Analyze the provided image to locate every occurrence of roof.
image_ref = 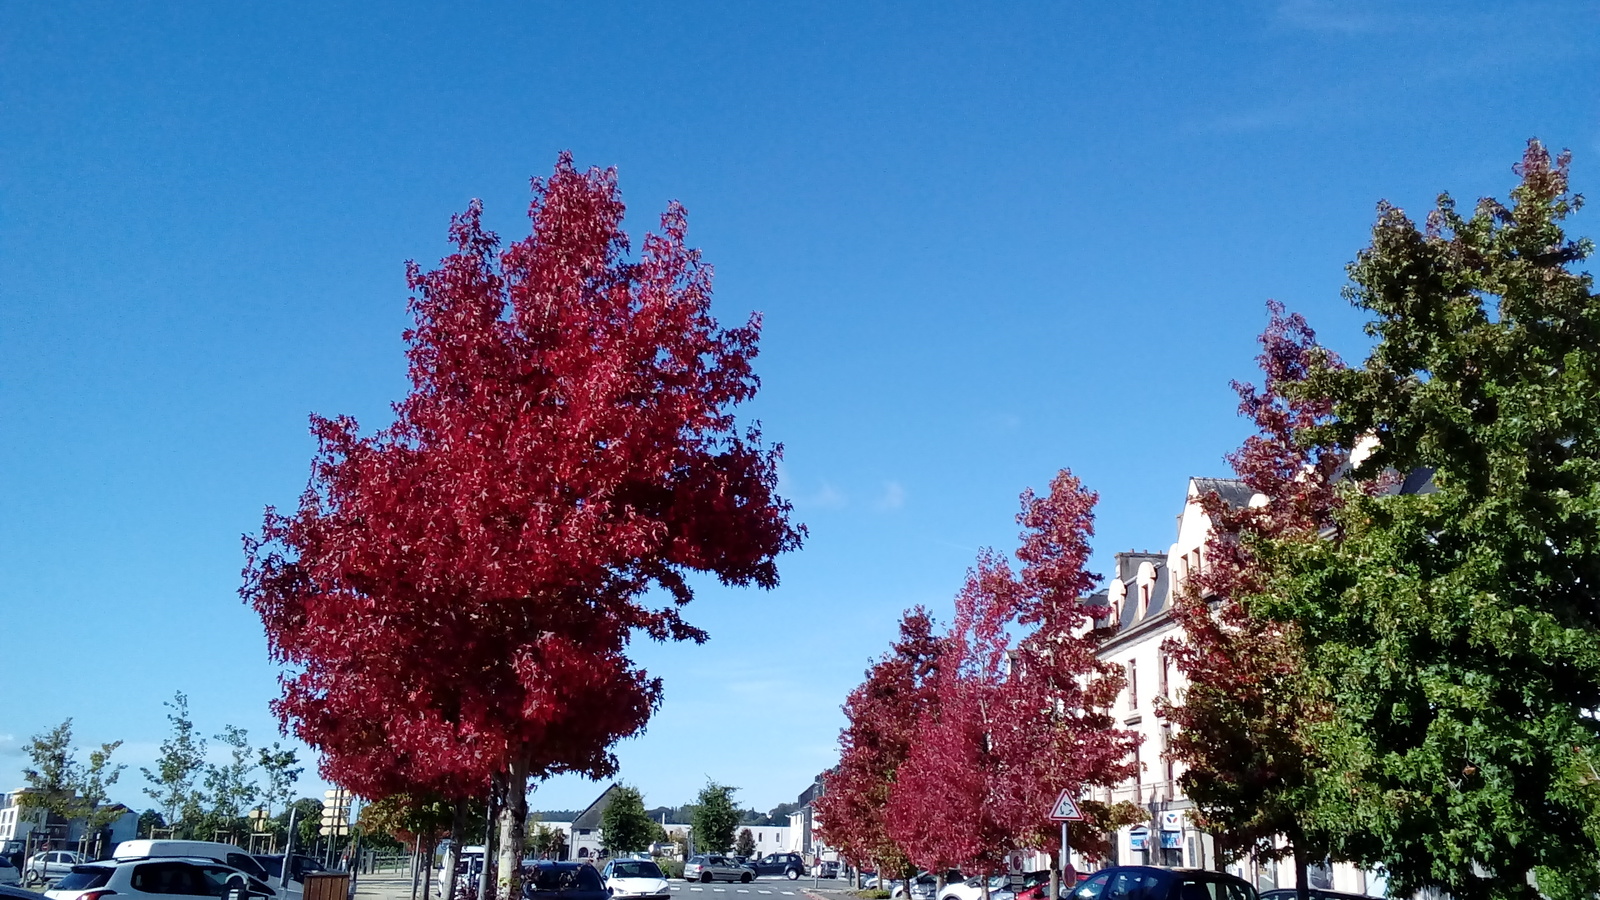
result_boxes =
[1189,477,1255,509]
[571,784,623,830]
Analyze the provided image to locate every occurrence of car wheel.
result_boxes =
[742,874,753,884]
[786,870,799,881]
[702,873,713,884]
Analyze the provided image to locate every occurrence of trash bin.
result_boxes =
[303,872,352,900]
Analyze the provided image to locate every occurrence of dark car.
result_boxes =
[522,862,610,900]
[1071,868,1256,900]
[748,854,806,881]
[251,855,327,884]
[1260,891,1370,900]
[1,887,41,900]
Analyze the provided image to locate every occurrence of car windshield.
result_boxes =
[611,862,663,879]
[529,867,603,892]
[54,868,113,891]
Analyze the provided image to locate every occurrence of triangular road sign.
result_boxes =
[1049,790,1085,822]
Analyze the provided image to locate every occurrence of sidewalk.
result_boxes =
[354,872,423,900]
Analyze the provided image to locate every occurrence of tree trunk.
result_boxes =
[422,830,435,900]
[1292,839,1309,900]
[480,780,501,900]
[444,800,468,900]
[496,758,531,900]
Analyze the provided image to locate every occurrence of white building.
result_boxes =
[1084,478,1385,896]
[0,788,139,858]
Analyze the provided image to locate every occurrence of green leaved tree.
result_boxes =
[141,692,207,834]
[735,829,755,859]
[692,783,740,854]
[1258,141,1600,900]
[601,785,655,854]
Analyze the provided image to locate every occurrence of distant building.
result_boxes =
[564,784,691,860]
[0,788,139,860]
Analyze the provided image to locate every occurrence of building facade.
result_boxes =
[1083,478,1383,896]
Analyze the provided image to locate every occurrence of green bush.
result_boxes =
[854,891,891,899]
[655,858,685,879]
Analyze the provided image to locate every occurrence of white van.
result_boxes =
[434,847,485,898]
[111,842,285,896]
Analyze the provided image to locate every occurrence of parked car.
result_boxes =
[814,861,840,879]
[748,853,807,881]
[941,875,1015,900]
[251,854,326,894]
[522,862,610,900]
[113,842,275,888]
[26,852,86,886]
[0,859,19,887]
[601,858,671,900]
[1070,867,1256,900]
[893,872,963,900]
[1260,891,1369,900]
[45,859,277,900]
[0,886,39,900]
[683,856,754,884]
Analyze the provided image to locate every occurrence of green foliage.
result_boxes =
[691,782,740,854]
[735,828,755,858]
[137,809,165,838]
[526,821,568,857]
[141,692,207,827]
[21,720,83,818]
[256,743,302,817]
[21,719,126,832]
[204,725,257,821]
[361,793,456,844]
[282,797,324,850]
[855,891,891,899]
[1260,141,1600,900]
[601,785,655,853]
[655,857,684,879]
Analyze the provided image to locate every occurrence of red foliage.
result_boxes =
[1161,301,1343,859]
[815,608,944,874]
[243,154,802,819]
[886,472,1135,875]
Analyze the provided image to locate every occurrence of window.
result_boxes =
[133,862,208,895]
[1127,661,1138,710]
[1162,725,1175,785]
[1159,652,1170,699]
[1104,870,1162,900]
[1073,873,1111,900]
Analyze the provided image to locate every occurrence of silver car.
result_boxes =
[682,855,753,884]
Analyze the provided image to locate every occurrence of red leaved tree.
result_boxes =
[888,472,1135,894]
[815,608,944,888]
[244,153,802,894]
[1160,301,1344,896]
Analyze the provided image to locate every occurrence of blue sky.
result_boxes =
[2,1,1596,816]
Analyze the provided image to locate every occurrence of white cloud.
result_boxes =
[0,734,20,757]
[1274,0,1385,35]
[874,481,906,512]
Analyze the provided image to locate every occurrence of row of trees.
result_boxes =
[815,476,1146,899]
[242,153,802,900]
[819,141,1600,900]
[594,781,745,857]
[21,696,303,850]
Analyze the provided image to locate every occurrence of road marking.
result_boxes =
[690,889,703,892]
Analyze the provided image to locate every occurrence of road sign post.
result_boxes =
[1048,791,1086,900]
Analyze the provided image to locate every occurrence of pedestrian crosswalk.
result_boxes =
[672,888,795,895]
